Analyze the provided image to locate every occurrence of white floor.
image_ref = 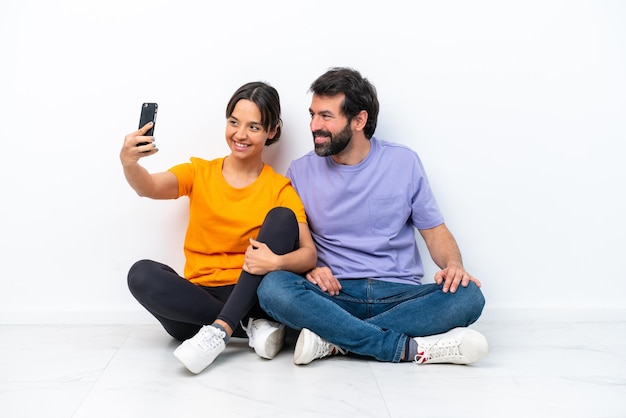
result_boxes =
[1,320,625,418]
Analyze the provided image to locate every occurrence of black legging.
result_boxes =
[127,207,299,341]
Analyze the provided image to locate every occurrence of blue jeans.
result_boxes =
[257,271,485,362]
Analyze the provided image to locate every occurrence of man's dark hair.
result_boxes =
[309,67,379,139]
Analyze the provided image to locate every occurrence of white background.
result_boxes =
[1,0,624,323]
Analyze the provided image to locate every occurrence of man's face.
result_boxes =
[309,94,353,157]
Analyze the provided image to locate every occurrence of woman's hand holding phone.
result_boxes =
[120,120,159,166]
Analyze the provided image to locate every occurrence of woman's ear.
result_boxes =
[267,124,278,140]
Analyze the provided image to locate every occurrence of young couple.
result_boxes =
[119,67,488,375]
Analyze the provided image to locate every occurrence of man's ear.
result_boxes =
[352,110,368,131]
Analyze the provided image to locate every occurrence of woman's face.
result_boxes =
[225,99,276,159]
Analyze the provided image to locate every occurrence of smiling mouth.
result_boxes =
[233,141,250,149]
[314,136,329,144]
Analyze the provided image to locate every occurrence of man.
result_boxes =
[257,67,488,365]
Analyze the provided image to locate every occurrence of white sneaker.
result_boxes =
[413,327,488,365]
[244,318,286,359]
[294,328,347,365]
[173,325,226,374]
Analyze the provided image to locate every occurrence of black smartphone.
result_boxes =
[137,102,158,146]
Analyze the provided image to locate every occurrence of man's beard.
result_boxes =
[313,122,352,157]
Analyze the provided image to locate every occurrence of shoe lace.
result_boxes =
[316,337,347,359]
[199,326,225,351]
[414,339,461,364]
[241,318,260,344]
[241,318,252,334]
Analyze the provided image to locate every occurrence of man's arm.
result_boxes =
[418,223,481,293]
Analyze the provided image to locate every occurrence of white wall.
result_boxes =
[1,0,624,323]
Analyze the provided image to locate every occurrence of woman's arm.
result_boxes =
[120,123,179,199]
[244,222,317,275]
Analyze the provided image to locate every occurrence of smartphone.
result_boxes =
[137,102,158,146]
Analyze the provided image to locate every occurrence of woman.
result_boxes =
[120,82,317,374]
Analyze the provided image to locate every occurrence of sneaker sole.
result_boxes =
[173,340,224,374]
[418,328,489,365]
[293,328,314,365]
[255,325,286,359]
[458,330,489,364]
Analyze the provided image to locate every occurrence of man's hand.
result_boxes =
[434,265,481,293]
[306,266,342,296]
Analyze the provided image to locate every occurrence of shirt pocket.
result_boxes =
[369,195,406,234]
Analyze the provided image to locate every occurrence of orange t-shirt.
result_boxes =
[168,157,307,287]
